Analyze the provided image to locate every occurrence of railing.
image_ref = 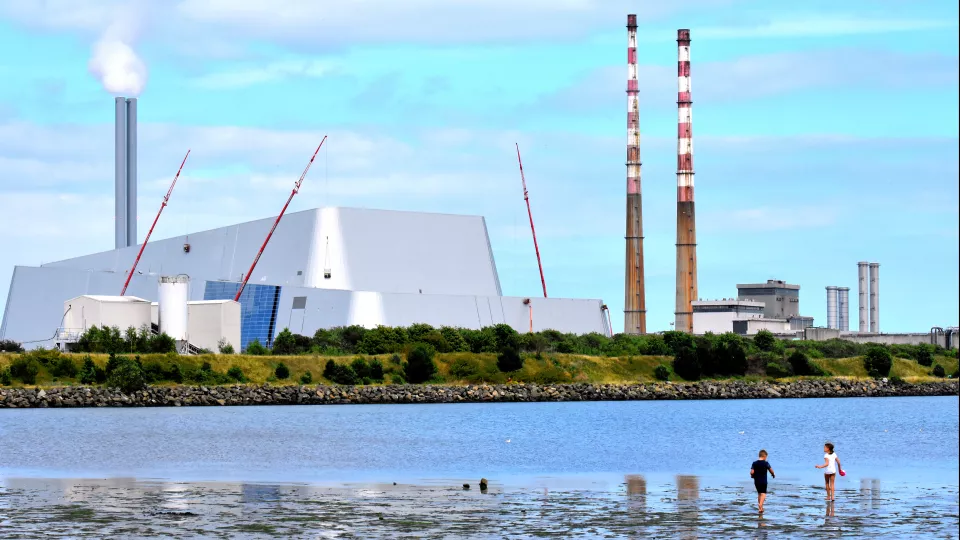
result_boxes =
[55,328,84,342]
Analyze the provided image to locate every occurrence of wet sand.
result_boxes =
[1,475,957,538]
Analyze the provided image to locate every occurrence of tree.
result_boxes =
[662,331,696,356]
[245,339,269,355]
[105,355,147,393]
[753,330,777,352]
[271,329,298,355]
[404,343,438,384]
[787,350,824,376]
[672,345,700,381]
[715,333,748,376]
[915,345,934,367]
[863,347,893,378]
[496,341,524,372]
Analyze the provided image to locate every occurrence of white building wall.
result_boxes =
[693,311,747,335]
[188,301,241,353]
[734,318,791,335]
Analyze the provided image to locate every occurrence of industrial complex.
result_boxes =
[0,16,956,352]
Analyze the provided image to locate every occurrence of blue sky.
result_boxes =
[0,0,957,333]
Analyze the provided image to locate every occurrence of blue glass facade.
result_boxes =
[204,281,281,351]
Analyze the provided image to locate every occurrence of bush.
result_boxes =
[0,339,24,353]
[449,357,481,379]
[787,350,825,376]
[765,362,791,378]
[368,359,384,382]
[0,368,11,386]
[78,356,102,385]
[715,333,748,376]
[863,347,893,379]
[166,363,184,384]
[148,333,177,353]
[915,346,934,367]
[389,353,402,365]
[271,329,298,355]
[105,355,147,393]
[654,365,670,381]
[496,342,524,373]
[323,359,358,385]
[405,343,438,384]
[218,338,235,355]
[889,375,905,386]
[227,366,246,382]
[245,339,269,355]
[753,330,776,352]
[274,362,290,380]
[9,356,41,384]
[351,357,370,379]
[672,345,700,381]
[300,371,313,384]
[50,356,79,378]
[440,327,470,352]
[932,364,946,378]
[663,331,696,356]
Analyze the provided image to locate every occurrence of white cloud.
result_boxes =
[699,16,958,39]
[191,59,339,89]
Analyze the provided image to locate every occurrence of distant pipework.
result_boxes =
[869,262,880,333]
[674,28,698,333]
[826,286,838,329]
[623,14,647,335]
[838,287,850,331]
[114,96,138,249]
[858,261,869,332]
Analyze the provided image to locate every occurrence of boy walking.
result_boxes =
[750,449,775,513]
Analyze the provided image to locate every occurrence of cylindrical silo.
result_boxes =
[826,286,838,329]
[158,275,190,344]
[838,287,850,331]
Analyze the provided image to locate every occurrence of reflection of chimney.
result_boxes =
[858,261,868,332]
[869,262,879,333]
[114,97,138,249]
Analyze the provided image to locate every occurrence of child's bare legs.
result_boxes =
[824,474,836,501]
[829,474,836,501]
[758,493,766,512]
[824,475,830,500]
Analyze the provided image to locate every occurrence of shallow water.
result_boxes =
[1,396,957,537]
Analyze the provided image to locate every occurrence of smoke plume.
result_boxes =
[88,17,148,96]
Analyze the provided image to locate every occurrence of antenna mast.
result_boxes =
[234,136,327,302]
[120,150,191,296]
[515,143,547,298]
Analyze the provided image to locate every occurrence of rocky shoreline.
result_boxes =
[1,379,957,408]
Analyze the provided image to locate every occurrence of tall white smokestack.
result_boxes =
[114,97,137,249]
[838,287,850,331]
[826,286,838,329]
[858,261,868,332]
[869,262,879,333]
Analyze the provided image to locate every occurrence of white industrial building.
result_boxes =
[1,207,609,351]
[691,299,764,335]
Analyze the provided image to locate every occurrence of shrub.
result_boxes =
[271,329,298,355]
[0,368,12,386]
[672,345,700,381]
[300,371,313,384]
[863,347,893,379]
[952,368,959,379]
[245,339,269,355]
[932,364,946,378]
[78,356,101,385]
[497,344,523,373]
[50,356,79,378]
[351,357,370,379]
[440,327,470,353]
[218,338,235,355]
[227,366,246,383]
[787,350,824,376]
[663,331,696,356]
[753,330,776,352]
[105,356,147,393]
[323,359,358,385]
[915,346,934,367]
[10,356,41,384]
[368,359,385,382]
[389,353,402,365]
[449,357,481,379]
[141,361,166,383]
[405,343,438,384]
[0,339,24,353]
[889,375,905,386]
[274,362,290,380]
[654,365,670,381]
[148,332,177,354]
[715,333,748,376]
[765,362,791,378]
[167,363,184,384]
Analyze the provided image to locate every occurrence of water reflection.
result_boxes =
[676,475,700,539]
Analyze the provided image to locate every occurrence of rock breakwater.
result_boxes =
[1,379,956,409]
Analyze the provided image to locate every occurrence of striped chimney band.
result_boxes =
[626,14,641,195]
[676,29,693,203]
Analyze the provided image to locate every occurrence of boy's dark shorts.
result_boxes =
[755,482,768,494]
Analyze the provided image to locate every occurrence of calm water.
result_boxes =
[1,396,958,538]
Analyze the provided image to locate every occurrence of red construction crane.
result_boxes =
[515,143,547,298]
[234,136,327,302]
[120,150,191,296]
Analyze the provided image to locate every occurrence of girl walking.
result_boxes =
[815,442,843,501]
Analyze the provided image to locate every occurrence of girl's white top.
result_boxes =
[824,453,839,474]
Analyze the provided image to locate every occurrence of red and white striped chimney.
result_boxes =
[674,29,698,333]
[623,14,647,335]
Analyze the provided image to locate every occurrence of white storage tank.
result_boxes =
[158,275,190,342]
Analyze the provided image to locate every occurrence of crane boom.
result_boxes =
[120,150,191,296]
[234,136,327,302]
[516,143,547,298]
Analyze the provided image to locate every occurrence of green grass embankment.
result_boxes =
[1,351,956,388]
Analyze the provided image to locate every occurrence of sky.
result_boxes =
[0,0,957,334]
